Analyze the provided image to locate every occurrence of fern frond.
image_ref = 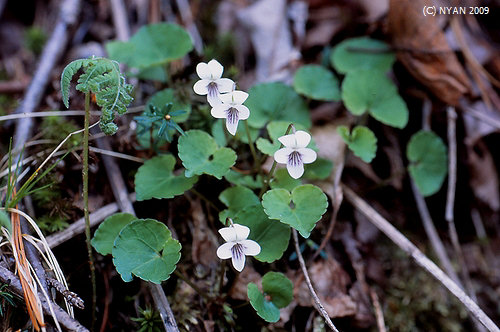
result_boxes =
[59,57,134,135]
[60,59,85,108]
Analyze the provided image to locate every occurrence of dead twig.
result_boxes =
[369,288,386,332]
[46,193,136,249]
[292,229,340,332]
[343,185,500,332]
[411,180,460,284]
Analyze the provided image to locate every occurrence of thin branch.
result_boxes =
[148,283,180,332]
[46,193,136,249]
[292,229,340,332]
[369,288,386,332]
[343,185,500,332]
[446,107,478,303]
[0,106,144,122]
[411,180,460,284]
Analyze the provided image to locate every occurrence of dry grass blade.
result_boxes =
[10,207,45,331]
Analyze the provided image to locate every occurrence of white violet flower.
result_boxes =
[193,59,235,106]
[211,90,250,136]
[216,223,261,272]
[274,130,317,179]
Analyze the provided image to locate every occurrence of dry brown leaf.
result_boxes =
[228,266,261,301]
[467,141,500,211]
[388,0,471,105]
[463,101,499,146]
[294,258,357,318]
[190,199,219,267]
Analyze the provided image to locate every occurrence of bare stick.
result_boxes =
[0,106,144,122]
[175,0,203,54]
[411,180,460,284]
[343,185,500,332]
[148,283,180,332]
[292,229,340,332]
[369,288,386,332]
[0,265,88,332]
[445,106,480,306]
[110,0,130,41]
[46,193,136,249]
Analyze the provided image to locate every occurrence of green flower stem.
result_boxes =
[258,123,295,198]
[83,92,97,330]
[189,188,220,212]
[174,270,211,301]
[244,121,260,171]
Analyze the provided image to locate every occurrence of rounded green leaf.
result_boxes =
[341,69,408,128]
[234,205,290,262]
[338,125,377,163]
[218,186,260,223]
[407,130,448,197]
[147,88,190,122]
[261,272,293,309]
[112,219,181,284]
[270,168,301,191]
[178,130,237,179]
[134,155,198,201]
[293,65,340,101]
[303,157,333,180]
[247,283,280,323]
[224,170,263,189]
[262,184,328,238]
[248,272,293,322]
[92,213,137,255]
[331,37,395,74]
[246,83,311,129]
[106,23,193,68]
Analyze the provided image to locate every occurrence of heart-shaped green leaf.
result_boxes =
[270,168,301,191]
[218,186,260,223]
[262,184,328,238]
[112,219,181,284]
[341,69,408,129]
[338,125,377,163]
[234,205,290,262]
[247,283,280,322]
[178,130,237,179]
[224,170,263,189]
[256,121,316,156]
[331,37,395,74]
[245,83,311,129]
[106,23,193,68]
[293,65,340,101]
[134,155,198,201]
[303,157,333,180]
[407,130,448,197]
[248,272,293,322]
[91,213,137,255]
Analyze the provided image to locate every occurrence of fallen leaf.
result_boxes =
[467,141,500,211]
[228,266,261,301]
[388,0,471,105]
[294,258,357,318]
[190,199,219,267]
